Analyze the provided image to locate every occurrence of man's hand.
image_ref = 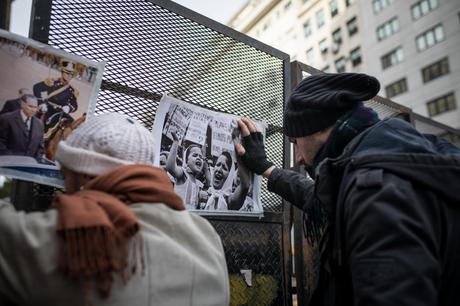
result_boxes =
[234,118,275,177]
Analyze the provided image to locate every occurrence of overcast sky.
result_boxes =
[9,0,247,37]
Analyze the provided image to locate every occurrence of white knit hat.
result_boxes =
[56,113,155,176]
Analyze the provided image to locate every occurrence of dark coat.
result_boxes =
[268,118,460,306]
[0,110,44,160]
[0,98,21,115]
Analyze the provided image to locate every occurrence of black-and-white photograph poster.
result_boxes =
[152,94,264,216]
[0,29,104,188]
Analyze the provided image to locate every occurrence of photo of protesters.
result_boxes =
[152,95,263,214]
[0,30,103,164]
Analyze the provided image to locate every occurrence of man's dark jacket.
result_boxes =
[0,110,44,159]
[268,118,460,306]
[0,99,21,115]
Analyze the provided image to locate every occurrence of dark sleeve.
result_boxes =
[0,101,16,115]
[267,167,315,210]
[34,121,45,160]
[0,116,11,154]
[68,91,78,113]
[33,81,46,98]
[343,169,440,306]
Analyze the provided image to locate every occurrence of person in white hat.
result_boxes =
[0,113,230,306]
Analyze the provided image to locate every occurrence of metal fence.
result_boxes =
[28,0,293,304]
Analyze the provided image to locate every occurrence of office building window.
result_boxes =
[350,47,362,67]
[381,46,404,69]
[316,9,325,29]
[376,17,399,41]
[330,0,339,17]
[427,93,457,117]
[411,0,439,20]
[416,24,444,51]
[373,0,394,14]
[347,16,358,36]
[422,57,450,83]
[319,38,328,54]
[303,19,312,37]
[332,27,342,43]
[335,57,346,73]
[345,0,354,7]
[385,78,408,98]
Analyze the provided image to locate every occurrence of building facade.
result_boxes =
[228,0,460,129]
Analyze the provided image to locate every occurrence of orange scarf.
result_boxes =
[53,165,184,298]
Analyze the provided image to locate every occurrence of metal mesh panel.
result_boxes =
[210,220,284,305]
[45,0,285,212]
[364,98,402,119]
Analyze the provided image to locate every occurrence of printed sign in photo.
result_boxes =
[152,94,265,216]
[0,29,104,188]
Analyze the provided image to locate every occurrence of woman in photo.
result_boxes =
[204,151,251,211]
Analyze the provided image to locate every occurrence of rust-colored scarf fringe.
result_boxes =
[53,165,184,299]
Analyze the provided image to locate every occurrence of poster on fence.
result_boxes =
[152,94,265,216]
[0,29,105,188]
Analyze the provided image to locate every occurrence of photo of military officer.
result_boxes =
[33,60,79,134]
[0,29,104,165]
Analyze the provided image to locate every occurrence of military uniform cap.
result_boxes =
[60,60,76,74]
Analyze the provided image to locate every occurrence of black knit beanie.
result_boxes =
[284,73,380,137]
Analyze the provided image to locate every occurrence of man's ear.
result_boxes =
[319,126,334,140]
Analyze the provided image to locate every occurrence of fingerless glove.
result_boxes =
[240,132,274,175]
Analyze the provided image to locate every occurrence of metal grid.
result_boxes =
[41,0,287,212]
[210,220,284,305]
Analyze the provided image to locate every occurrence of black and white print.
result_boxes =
[152,94,264,216]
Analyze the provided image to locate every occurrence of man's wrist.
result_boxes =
[262,165,276,178]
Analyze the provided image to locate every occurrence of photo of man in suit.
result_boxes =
[0,95,44,160]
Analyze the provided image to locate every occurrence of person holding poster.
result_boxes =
[0,113,229,305]
[235,72,460,306]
